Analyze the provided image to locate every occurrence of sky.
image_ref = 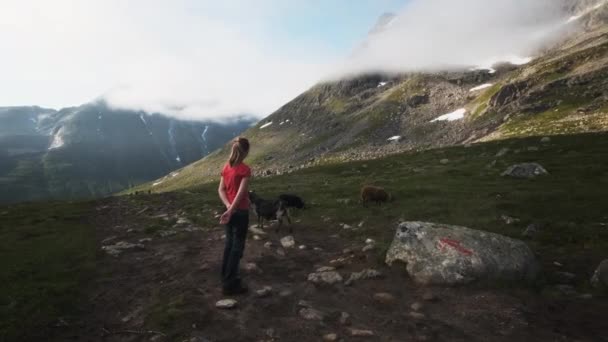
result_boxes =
[0,0,406,120]
[0,0,587,121]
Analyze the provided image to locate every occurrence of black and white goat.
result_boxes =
[249,191,292,232]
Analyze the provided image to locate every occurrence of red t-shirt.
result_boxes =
[221,162,251,210]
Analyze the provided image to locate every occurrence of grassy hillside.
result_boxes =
[138,28,608,193]
[3,132,608,340]
[0,201,95,341]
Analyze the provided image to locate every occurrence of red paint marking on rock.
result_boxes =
[438,238,473,256]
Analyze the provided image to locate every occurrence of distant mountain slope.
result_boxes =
[0,102,254,203]
[133,1,608,193]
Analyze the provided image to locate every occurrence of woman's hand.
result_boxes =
[219,208,234,225]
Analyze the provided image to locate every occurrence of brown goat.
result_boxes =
[360,186,392,206]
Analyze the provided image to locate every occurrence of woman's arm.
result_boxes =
[220,177,250,224]
[218,177,230,209]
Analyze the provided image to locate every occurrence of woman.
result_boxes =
[218,137,251,295]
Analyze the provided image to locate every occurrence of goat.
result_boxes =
[249,191,292,232]
[360,185,392,206]
[278,193,305,209]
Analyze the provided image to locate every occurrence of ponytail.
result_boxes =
[228,137,250,167]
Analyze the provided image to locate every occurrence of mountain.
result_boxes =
[137,1,608,193]
[0,102,254,203]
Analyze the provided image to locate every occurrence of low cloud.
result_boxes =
[332,0,586,78]
[0,0,594,121]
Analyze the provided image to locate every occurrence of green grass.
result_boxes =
[0,201,96,342]
[181,132,608,288]
[468,83,502,119]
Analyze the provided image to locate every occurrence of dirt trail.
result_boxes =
[74,195,608,342]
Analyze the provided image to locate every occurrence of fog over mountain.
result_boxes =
[335,0,600,77]
[1,0,596,122]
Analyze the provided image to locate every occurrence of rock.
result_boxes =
[308,267,343,285]
[500,215,520,225]
[362,244,375,252]
[348,328,374,337]
[410,302,424,311]
[159,230,177,238]
[323,333,338,341]
[298,245,307,250]
[358,221,365,228]
[299,307,324,321]
[555,284,577,296]
[243,263,261,274]
[522,223,544,238]
[253,235,262,241]
[343,248,352,254]
[216,299,238,309]
[345,269,382,286]
[280,236,295,249]
[249,226,267,236]
[553,271,576,284]
[313,247,323,252]
[386,222,539,285]
[501,163,548,178]
[373,292,396,304]
[365,238,375,244]
[176,217,190,225]
[264,241,273,249]
[138,238,153,243]
[339,311,351,325]
[591,259,608,289]
[341,223,353,230]
[101,241,144,256]
[541,137,551,143]
[297,300,313,308]
[279,289,293,297]
[409,312,426,319]
[495,147,510,157]
[440,159,449,165]
[276,248,286,256]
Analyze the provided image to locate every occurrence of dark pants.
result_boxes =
[221,210,249,290]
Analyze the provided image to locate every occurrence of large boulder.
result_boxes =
[385,222,539,285]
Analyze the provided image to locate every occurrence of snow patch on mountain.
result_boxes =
[431,108,467,122]
[470,83,494,92]
[260,122,273,129]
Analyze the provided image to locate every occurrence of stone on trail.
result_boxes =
[409,311,426,320]
[101,241,144,256]
[249,226,266,236]
[501,162,548,178]
[299,307,325,321]
[215,299,238,309]
[373,292,396,304]
[345,269,382,286]
[323,333,338,341]
[410,302,424,311]
[339,311,351,325]
[308,267,343,285]
[280,235,295,249]
[591,259,608,289]
[385,222,539,285]
[348,328,374,337]
[255,286,272,298]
